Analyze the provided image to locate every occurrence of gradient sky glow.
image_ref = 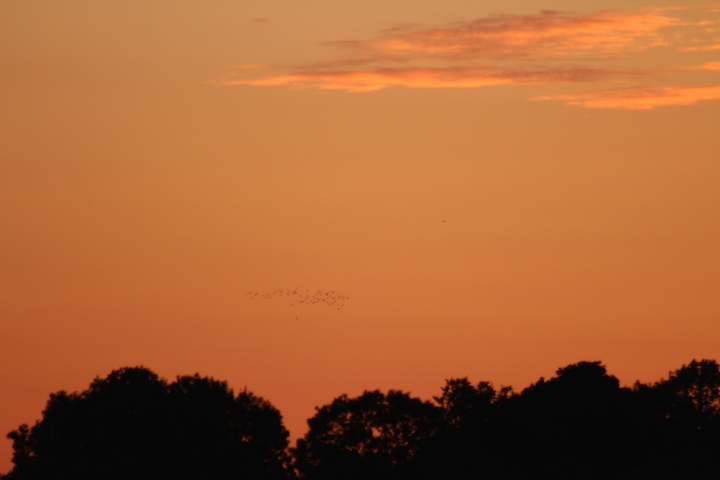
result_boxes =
[2,0,720,473]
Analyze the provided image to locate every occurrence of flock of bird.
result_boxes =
[244,288,349,310]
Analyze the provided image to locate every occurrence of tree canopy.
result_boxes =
[4,367,291,480]
[4,360,720,479]
[292,390,439,480]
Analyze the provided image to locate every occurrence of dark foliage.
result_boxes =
[4,367,291,480]
[292,390,440,480]
[5,360,720,479]
[416,360,720,479]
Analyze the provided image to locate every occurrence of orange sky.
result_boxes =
[2,0,720,473]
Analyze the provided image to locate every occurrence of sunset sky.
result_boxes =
[2,0,720,472]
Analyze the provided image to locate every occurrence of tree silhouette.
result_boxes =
[7,367,169,480]
[434,378,511,429]
[641,359,720,475]
[292,390,439,480]
[5,367,292,480]
[408,378,512,479]
[7,359,720,479]
[656,359,720,428]
[492,361,643,478]
[165,374,292,479]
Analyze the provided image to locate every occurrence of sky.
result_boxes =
[1,0,720,472]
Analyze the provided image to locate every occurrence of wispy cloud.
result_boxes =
[535,84,720,109]
[679,44,720,51]
[223,66,620,92]
[358,9,678,60]
[221,6,720,109]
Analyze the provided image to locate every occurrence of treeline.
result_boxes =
[3,360,720,479]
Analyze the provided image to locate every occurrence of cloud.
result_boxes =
[679,44,720,51]
[221,6,720,109]
[535,84,720,109]
[359,9,678,60]
[222,66,619,92]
